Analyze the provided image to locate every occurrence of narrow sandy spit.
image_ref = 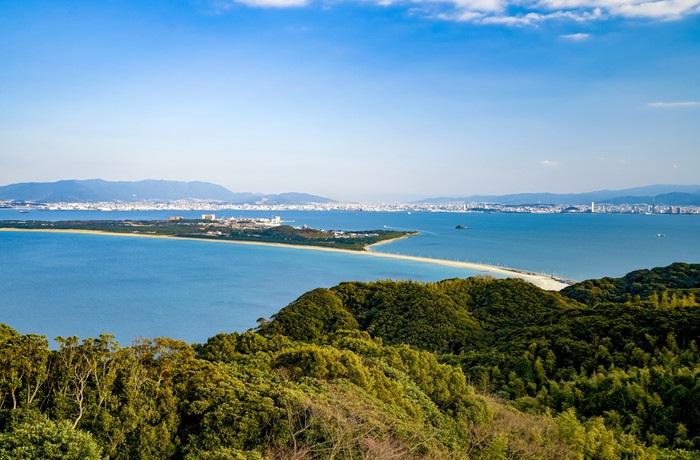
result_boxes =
[0,228,573,291]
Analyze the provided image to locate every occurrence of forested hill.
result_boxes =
[561,262,700,306]
[1,264,698,459]
[264,264,700,455]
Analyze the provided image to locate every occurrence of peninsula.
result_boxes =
[0,218,415,252]
[0,218,573,290]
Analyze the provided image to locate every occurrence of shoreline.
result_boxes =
[0,228,573,291]
[365,232,417,249]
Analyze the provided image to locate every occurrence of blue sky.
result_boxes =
[1,0,699,201]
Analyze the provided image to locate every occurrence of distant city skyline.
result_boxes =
[1,0,699,202]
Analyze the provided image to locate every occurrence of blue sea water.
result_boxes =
[1,210,699,345]
[0,226,481,344]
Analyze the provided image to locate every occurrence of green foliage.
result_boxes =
[327,278,577,353]
[0,322,489,459]
[195,331,291,363]
[1,262,698,458]
[562,262,700,306]
[261,288,359,342]
[465,397,580,459]
[266,263,700,454]
[0,416,103,460]
[0,325,18,342]
[554,408,654,459]
[0,333,49,413]
[381,344,492,425]
[1,220,413,251]
[331,279,484,353]
[183,447,266,459]
[176,360,287,455]
[274,345,370,387]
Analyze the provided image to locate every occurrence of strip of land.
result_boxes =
[0,227,573,291]
[0,219,413,251]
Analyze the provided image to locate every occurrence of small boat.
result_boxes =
[657,233,666,237]
[455,225,469,230]
[19,210,29,214]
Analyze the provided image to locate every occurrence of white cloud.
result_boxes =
[426,0,699,23]
[454,10,488,19]
[610,0,700,18]
[648,101,700,108]
[536,0,700,18]
[539,159,560,167]
[417,1,610,24]
[212,0,700,22]
[482,13,540,23]
[450,0,508,12]
[490,12,554,23]
[561,32,591,39]
[440,7,604,23]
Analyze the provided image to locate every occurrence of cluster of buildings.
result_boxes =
[332,230,380,239]
[169,215,381,240]
[3,200,700,215]
[192,215,283,230]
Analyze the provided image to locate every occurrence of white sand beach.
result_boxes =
[0,228,573,291]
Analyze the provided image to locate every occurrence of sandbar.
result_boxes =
[0,228,573,291]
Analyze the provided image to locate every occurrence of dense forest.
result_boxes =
[1,263,699,459]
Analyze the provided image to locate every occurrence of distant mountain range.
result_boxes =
[0,180,335,205]
[4,180,700,206]
[418,184,700,206]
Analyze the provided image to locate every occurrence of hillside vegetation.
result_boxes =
[1,263,699,459]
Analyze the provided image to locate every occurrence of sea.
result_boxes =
[1,209,699,345]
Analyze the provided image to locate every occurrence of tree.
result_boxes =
[0,333,49,411]
[262,289,359,342]
[0,417,102,460]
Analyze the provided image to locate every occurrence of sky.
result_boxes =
[1,0,699,201]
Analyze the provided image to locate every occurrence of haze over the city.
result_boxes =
[1,0,699,201]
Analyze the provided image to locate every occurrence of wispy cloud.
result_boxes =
[561,32,591,39]
[648,101,700,108]
[535,0,700,19]
[212,0,700,23]
[435,6,605,23]
[539,159,560,167]
[431,0,700,24]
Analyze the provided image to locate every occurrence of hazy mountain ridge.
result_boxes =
[419,184,700,205]
[0,179,335,204]
[605,192,700,206]
[4,180,700,206]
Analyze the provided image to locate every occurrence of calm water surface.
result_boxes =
[0,228,480,344]
[1,210,698,344]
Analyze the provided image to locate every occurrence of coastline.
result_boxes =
[0,228,572,291]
